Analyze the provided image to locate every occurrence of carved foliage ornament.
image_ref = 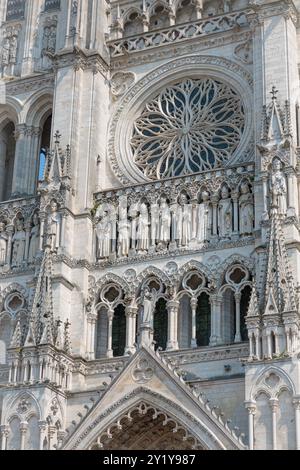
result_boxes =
[130,78,245,180]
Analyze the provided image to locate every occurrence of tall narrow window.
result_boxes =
[240,285,251,341]
[112,304,126,357]
[153,298,168,350]
[0,121,15,202]
[196,293,211,346]
[38,115,52,183]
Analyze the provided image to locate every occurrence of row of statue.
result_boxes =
[0,200,61,269]
[95,182,255,260]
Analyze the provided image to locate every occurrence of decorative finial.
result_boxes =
[270,86,278,101]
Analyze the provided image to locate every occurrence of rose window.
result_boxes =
[130,78,245,180]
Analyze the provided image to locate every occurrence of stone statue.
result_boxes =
[159,197,171,246]
[270,158,287,215]
[42,27,50,53]
[175,193,192,247]
[141,287,157,325]
[48,200,60,251]
[117,199,130,258]
[218,187,232,238]
[0,223,8,266]
[150,203,160,246]
[197,191,211,242]
[96,210,111,259]
[12,219,26,267]
[136,203,150,253]
[48,26,57,53]
[239,182,254,235]
[28,213,40,263]
[1,37,10,66]
[9,36,18,64]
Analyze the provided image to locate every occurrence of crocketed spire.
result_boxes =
[263,202,297,316]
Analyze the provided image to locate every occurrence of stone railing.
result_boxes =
[93,164,255,264]
[107,9,251,58]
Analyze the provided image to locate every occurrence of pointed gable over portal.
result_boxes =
[63,347,246,450]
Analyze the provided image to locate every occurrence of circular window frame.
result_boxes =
[108,55,253,185]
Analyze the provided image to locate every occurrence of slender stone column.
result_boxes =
[0,425,9,451]
[210,294,222,346]
[255,333,260,360]
[269,398,279,450]
[38,421,47,451]
[107,308,114,358]
[234,292,241,343]
[245,401,256,450]
[48,425,57,450]
[262,176,268,218]
[293,397,300,450]
[39,213,46,251]
[24,221,31,264]
[191,201,198,241]
[211,197,218,238]
[190,297,198,348]
[5,225,14,268]
[87,312,97,360]
[20,422,28,450]
[232,191,239,236]
[166,300,179,351]
[287,171,298,216]
[125,304,138,356]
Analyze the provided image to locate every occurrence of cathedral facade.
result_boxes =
[0,0,300,451]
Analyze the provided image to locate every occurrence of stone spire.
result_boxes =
[10,320,22,348]
[263,202,297,316]
[30,239,55,346]
[246,196,299,360]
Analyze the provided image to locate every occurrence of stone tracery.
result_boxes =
[131,78,245,180]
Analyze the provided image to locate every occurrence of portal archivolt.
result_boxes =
[89,402,204,450]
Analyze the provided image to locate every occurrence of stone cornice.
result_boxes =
[53,47,110,78]
[4,74,55,96]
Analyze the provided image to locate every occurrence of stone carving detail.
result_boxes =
[131,78,245,180]
[28,213,40,264]
[47,200,61,251]
[218,187,232,239]
[95,205,113,259]
[6,0,25,21]
[110,72,135,97]
[42,19,57,56]
[141,287,157,326]
[269,157,287,215]
[108,10,250,58]
[17,396,32,415]
[11,217,26,268]
[94,167,255,262]
[132,358,154,384]
[1,25,21,74]
[234,39,253,64]
[0,223,8,267]
[45,0,61,11]
[239,182,254,235]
